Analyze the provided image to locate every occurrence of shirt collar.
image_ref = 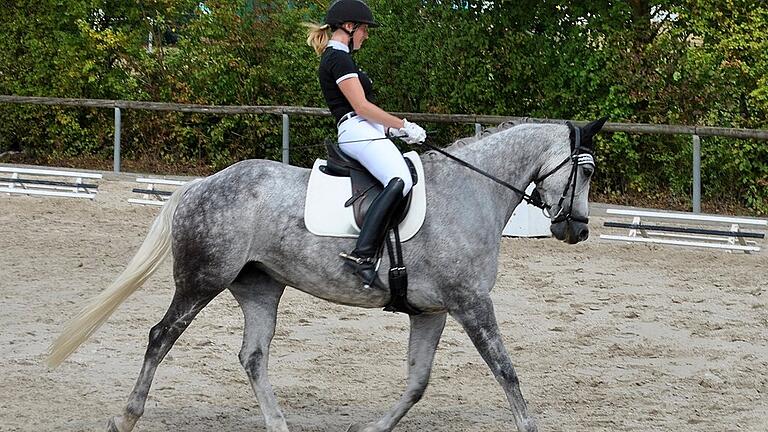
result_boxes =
[327,40,349,53]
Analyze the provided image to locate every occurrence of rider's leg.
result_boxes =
[338,118,413,287]
[341,177,404,287]
[338,117,413,196]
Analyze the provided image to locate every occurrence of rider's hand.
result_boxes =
[397,119,427,145]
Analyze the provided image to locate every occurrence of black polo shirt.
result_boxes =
[319,41,375,123]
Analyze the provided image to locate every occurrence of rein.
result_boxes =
[421,141,548,210]
[421,123,595,222]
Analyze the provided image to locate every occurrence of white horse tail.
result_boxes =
[47,178,202,368]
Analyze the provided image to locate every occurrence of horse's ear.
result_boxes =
[583,116,609,139]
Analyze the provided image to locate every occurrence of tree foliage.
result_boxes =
[0,0,766,212]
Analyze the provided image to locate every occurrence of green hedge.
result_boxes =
[0,1,766,213]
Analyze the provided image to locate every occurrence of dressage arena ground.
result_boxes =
[2,172,767,432]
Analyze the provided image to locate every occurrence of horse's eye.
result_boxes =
[582,165,594,177]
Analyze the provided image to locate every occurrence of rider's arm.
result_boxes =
[338,77,404,131]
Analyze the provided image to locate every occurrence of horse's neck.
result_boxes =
[446,129,547,226]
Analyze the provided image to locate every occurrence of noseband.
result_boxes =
[532,122,595,224]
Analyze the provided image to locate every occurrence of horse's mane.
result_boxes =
[445,120,521,150]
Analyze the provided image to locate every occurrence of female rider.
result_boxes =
[305,0,427,288]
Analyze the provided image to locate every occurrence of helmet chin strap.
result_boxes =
[341,23,361,51]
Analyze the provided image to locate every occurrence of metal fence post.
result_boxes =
[282,114,290,164]
[692,134,701,213]
[114,107,121,173]
[475,123,482,137]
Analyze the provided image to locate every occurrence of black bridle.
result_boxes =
[421,122,595,224]
[531,122,596,224]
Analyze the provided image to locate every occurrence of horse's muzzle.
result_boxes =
[551,220,589,244]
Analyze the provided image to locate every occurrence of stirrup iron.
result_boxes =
[339,252,383,289]
[339,252,376,265]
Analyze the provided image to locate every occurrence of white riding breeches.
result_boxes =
[337,115,413,196]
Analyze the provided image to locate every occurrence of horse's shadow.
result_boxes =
[112,402,502,431]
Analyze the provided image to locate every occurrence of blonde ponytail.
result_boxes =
[304,22,331,56]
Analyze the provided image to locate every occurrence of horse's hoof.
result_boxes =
[346,422,376,432]
[107,416,135,432]
[522,417,538,432]
[107,417,120,432]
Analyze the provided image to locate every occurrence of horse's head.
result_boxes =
[531,117,607,244]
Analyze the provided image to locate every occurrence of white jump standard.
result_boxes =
[0,166,102,199]
[128,177,190,206]
[600,208,767,253]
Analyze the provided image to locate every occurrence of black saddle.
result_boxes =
[320,139,418,230]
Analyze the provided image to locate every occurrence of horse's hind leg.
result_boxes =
[107,282,223,432]
[451,294,538,432]
[229,271,288,432]
[347,312,447,432]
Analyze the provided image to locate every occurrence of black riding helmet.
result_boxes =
[324,0,378,51]
[324,0,379,28]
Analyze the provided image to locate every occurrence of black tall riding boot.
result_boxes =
[340,178,405,288]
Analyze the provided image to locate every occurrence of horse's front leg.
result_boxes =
[451,295,538,432]
[347,312,447,432]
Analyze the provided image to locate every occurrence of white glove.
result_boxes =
[397,119,427,144]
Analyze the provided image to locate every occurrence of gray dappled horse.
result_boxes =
[48,118,607,432]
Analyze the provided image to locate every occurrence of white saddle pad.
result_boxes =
[304,151,426,241]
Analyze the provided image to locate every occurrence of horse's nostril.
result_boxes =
[578,229,589,241]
